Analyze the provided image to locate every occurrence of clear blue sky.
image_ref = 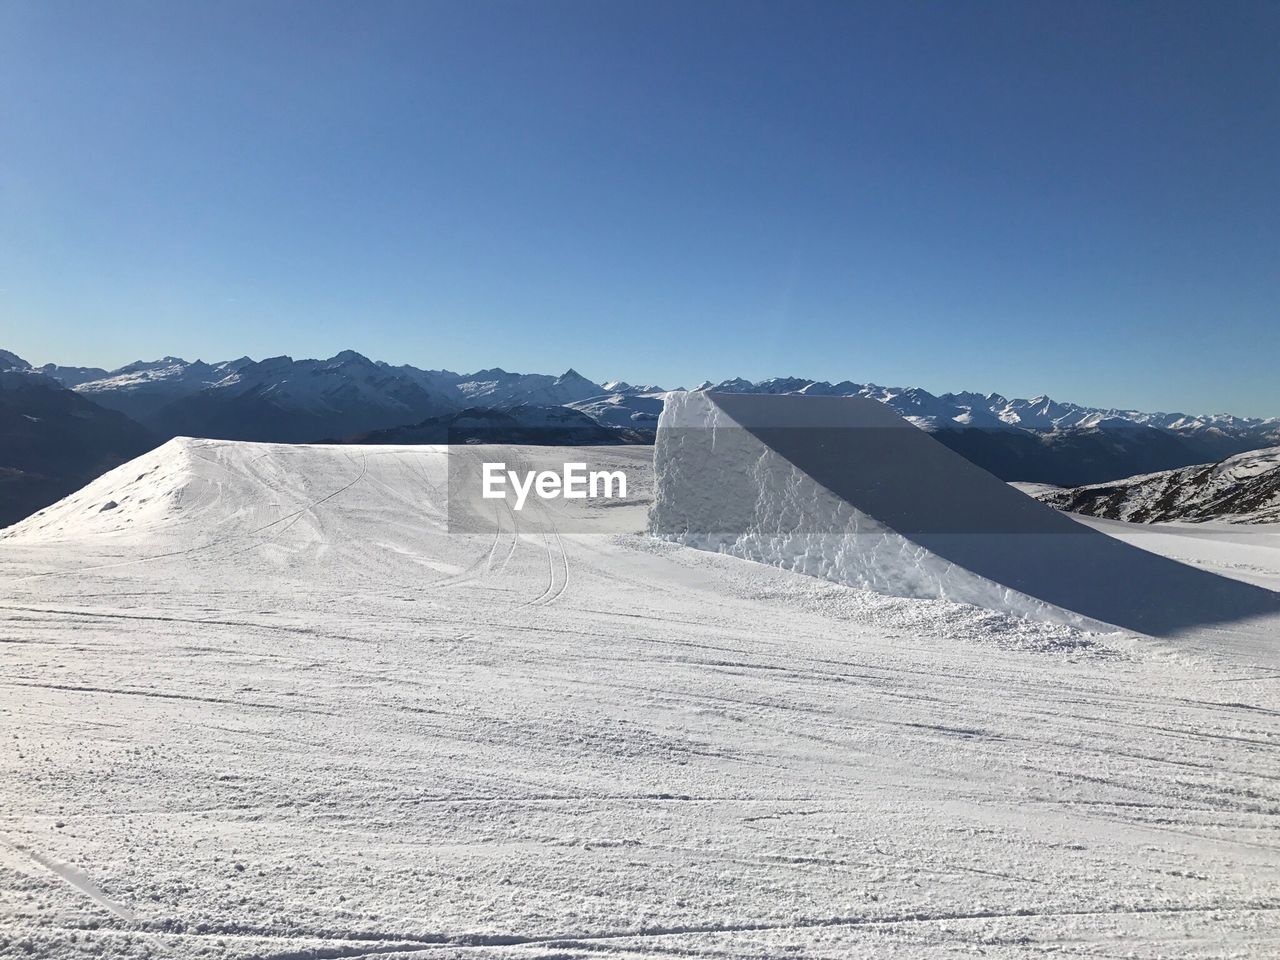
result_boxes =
[1,1,1276,416]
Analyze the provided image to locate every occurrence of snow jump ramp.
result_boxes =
[650,391,1280,636]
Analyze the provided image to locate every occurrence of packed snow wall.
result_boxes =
[650,391,1280,635]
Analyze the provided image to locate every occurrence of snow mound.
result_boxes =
[650,391,1280,636]
[0,436,361,544]
[1,438,210,542]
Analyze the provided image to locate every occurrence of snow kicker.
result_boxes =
[650,391,1280,636]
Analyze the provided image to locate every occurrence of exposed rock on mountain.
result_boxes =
[1031,447,1280,524]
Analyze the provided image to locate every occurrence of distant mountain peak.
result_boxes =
[556,368,604,389]
[602,380,666,395]
[0,349,31,371]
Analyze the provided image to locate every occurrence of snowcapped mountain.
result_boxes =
[1,347,112,387]
[371,360,467,401]
[565,377,1279,485]
[601,380,666,395]
[0,349,31,371]
[567,391,666,430]
[37,353,610,443]
[705,377,1280,440]
[454,368,605,407]
[150,351,461,443]
[1030,447,1280,524]
[32,362,110,386]
[30,350,1279,445]
[73,356,251,422]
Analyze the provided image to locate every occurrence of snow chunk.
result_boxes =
[649,391,1280,636]
[650,391,1085,627]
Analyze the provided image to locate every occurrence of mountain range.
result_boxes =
[3,347,1278,526]
[595,377,1280,486]
[52,351,606,442]
[30,350,1280,453]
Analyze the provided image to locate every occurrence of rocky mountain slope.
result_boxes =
[1032,447,1280,524]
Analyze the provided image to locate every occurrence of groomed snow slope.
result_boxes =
[650,391,1280,638]
[2,438,1280,958]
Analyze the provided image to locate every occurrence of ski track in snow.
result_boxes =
[1,438,1279,958]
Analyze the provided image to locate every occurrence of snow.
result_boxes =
[650,391,1089,627]
[650,391,1280,639]
[567,391,667,430]
[2,436,1280,957]
[600,381,665,395]
[74,357,230,396]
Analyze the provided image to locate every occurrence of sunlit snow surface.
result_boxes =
[2,438,1279,958]
[649,391,1094,627]
[651,391,1280,641]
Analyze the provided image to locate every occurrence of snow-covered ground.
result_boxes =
[2,438,1279,958]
